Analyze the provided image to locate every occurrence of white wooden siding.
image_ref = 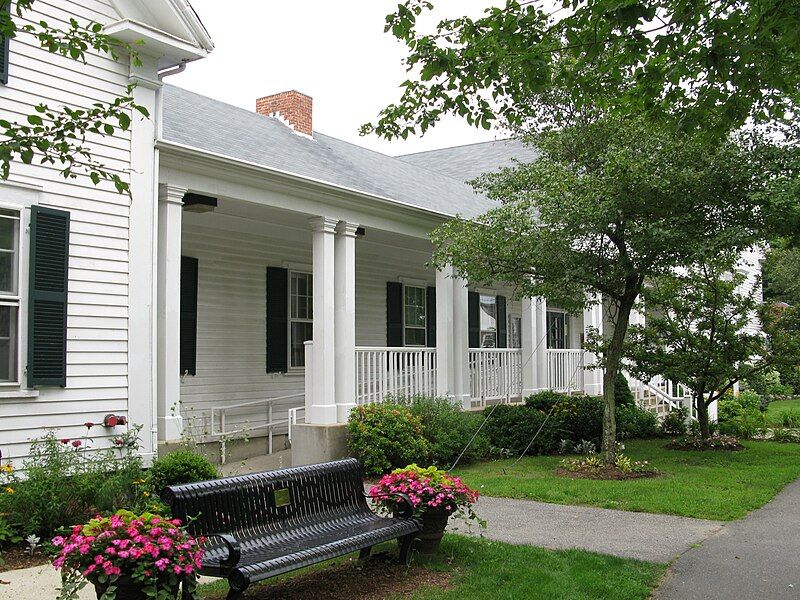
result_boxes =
[0,0,132,465]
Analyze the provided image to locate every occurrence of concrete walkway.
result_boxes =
[655,478,800,599]
[451,496,723,563]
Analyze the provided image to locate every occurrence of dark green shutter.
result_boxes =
[27,206,70,387]
[386,282,403,346]
[179,256,198,376]
[266,267,288,373]
[426,286,436,348]
[496,295,507,348]
[0,1,9,85]
[468,291,480,348]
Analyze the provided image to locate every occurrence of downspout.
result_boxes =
[157,61,187,80]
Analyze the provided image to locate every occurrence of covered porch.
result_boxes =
[155,176,602,464]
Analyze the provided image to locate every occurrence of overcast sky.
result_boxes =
[170,1,505,156]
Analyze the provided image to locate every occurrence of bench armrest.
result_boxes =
[206,533,241,571]
[365,491,415,519]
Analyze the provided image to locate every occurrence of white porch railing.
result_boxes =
[210,392,304,464]
[627,373,697,420]
[355,347,437,404]
[547,349,585,392]
[469,348,522,404]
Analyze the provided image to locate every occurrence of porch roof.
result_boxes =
[161,85,497,219]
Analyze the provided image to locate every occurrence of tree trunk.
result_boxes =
[601,295,635,463]
[696,396,710,439]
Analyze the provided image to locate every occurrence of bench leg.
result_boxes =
[359,546,372,561]
[398,534,414,566]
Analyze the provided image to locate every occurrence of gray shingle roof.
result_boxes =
[398,138,539,183]
[161,85,495,218]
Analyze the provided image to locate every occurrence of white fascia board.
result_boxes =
[104,19,207,66]
[155,138,458,223]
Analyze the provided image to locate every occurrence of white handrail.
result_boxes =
[288,406,305,444]
[210,392,304,464]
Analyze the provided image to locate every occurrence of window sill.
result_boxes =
[0,389,39,399]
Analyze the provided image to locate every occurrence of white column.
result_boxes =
[308,217,338,424]
[452,276,471,409]
[536,297,549,391]
[582,293,604,396]
[522,297,548,396]
[156,184,186,441]
[334,221,358,423]
[435,265,455,398]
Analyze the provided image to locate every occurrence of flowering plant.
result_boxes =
[368,464,484,527]
[52,510,205,600]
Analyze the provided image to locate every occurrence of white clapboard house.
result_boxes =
[0,1,754,466]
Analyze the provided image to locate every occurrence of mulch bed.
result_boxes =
[553,467,661,481]
[232,553,453,600]
[0,546,50,571]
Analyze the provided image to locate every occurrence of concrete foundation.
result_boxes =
[158,433,290,466]
[291,423,349,466]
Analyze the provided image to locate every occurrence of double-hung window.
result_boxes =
[479,294,497,348]
[403,285,426,346]
[546,310,568,349]
[289,271,312,367]
[0,208,19,384]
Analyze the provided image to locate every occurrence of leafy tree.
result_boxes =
[429,117,768,459]
[764,244,800,307]
[0,0,148,193]
[626,256,800,438]
[363,0,800,139]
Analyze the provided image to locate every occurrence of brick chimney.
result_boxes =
[256,90,313,136]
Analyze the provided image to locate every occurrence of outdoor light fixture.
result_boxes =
[182,192,218,213]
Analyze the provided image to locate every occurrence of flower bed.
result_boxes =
[556,451,659,480]
[666,435,744,451]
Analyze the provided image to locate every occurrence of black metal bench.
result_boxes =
[161,458,419,599]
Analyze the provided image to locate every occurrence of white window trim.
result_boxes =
[0,182,40,390]
[287,269,312,371]
[402,283,427,347]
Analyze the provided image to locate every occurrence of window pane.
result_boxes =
[404,286,426,332]
[510,317,522,348]
[290,321,313,367]
[0,218,15,250]
[290,273,313,320]
[481,331,497,348]
[405,327,426,346]
[547,311,567,349]
[479,294,496,332]
[0,305,17,382]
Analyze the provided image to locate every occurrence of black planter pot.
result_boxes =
[94,576,179,600]
[413,508,452,554]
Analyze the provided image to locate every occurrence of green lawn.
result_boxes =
[456,439,800,521]
[200,535,665,600]
[766,397,800,420]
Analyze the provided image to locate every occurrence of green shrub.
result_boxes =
[484,405,563,455]
[0,429,148,538]
[347,403,430,476]
[614,373,636,407]
[400,396,490,468]
[617,405,659,439]
[149,450,217,493]
[775,410,800,429]
[718,411,767,439]
[718,390,763,423]
[660,406,689,436]
[553,395,605,447]
[524,390,566,411]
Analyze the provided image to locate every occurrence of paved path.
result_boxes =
[449,496,723,563]
[655,478,800,599]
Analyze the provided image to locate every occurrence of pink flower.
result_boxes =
[60,438,70,445]
[52,536,65,547]
[155,558,169,571]
[84,422,94,429]
[71,440,82,448]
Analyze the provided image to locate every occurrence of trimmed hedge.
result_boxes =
[149,450,217,493]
